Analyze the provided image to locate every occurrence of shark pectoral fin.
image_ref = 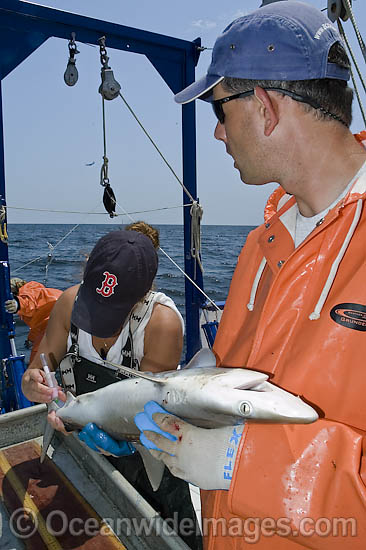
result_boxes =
[135,443,165,492]
[234,372,268,390]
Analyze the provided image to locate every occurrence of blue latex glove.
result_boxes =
[134,401,244,490]
[78,422,135,457]
[135,400,177,454]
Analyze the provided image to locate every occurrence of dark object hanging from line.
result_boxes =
[64,32,79,86]
[100,157,117,217]
[102,184,117,218]
[327,0,351,22]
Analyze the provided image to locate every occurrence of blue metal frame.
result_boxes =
[0,0,204,380]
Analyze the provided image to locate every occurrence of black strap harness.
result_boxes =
[58,292,155,396]
[59,323,138,395]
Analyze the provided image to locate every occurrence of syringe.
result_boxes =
[40,353,59,402]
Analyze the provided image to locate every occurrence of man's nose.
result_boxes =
[214,121,227,142]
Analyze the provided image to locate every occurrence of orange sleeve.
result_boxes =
[17,283,62,331]
[229,420,366,548]
[17,287,42,317]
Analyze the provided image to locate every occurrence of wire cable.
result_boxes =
[6,204,192,215]
[118,92,195,203]
[342,0,366,64]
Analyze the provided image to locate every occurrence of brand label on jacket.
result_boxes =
[330,303,366,332]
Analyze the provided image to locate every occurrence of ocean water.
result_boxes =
[7,224,255,361]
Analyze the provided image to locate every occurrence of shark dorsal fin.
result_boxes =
[183,347,216,369]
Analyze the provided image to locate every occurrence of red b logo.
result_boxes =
[96,271,118,297]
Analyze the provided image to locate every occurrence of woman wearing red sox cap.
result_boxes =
[21,228,202,549]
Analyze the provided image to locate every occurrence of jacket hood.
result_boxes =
[249,137,366,318]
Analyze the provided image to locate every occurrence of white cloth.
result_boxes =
[294,161,366,247]
[67,291,184,369]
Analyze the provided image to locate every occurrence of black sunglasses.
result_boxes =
[212,87,328,125]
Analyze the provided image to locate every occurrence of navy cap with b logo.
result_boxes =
[71,230,158,338]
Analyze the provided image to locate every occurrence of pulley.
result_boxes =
[99,68,121,101]
[98,37,121,100]
[64,32,79,86]
[327,0,351,23]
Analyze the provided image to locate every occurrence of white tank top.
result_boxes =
[67,291,184,370]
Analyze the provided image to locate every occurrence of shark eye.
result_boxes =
[239,401,252,417]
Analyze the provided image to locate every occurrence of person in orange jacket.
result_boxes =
[134,2,366,549]
[5,278,62,363]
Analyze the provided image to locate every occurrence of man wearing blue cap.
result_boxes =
[135,1,366,548]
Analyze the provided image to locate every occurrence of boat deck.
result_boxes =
[0,405,192,550]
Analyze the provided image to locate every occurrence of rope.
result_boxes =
[342,0,366,64]
[102,97,107,160]
[116,90,208,291]
[6,204,192,215]
[12,223,81,274]
[349,63,366,127]
[158,247,221,312]
[11,201,103,274]
[337,20,366,92]
[12,254,44,273]
[107,198,217,309]
[100,97,110,188]
[44,241,54,285]
[337,20,366,126]
[118,92,195,203]
[190,201,204,276]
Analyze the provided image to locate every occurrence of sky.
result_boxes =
[2,0,366,225]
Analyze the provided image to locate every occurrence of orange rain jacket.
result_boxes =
[17,281,62,362]
[204,135,366,549]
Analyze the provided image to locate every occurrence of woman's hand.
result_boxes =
[22,368,55,403]
[22,367,69,434]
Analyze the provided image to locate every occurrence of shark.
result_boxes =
[42,348,318,489]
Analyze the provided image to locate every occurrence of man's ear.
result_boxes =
[254,86,279,137]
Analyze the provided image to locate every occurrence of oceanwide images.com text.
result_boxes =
[6,508,358,544]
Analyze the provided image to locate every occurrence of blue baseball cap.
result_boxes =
[175,1,350,104]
